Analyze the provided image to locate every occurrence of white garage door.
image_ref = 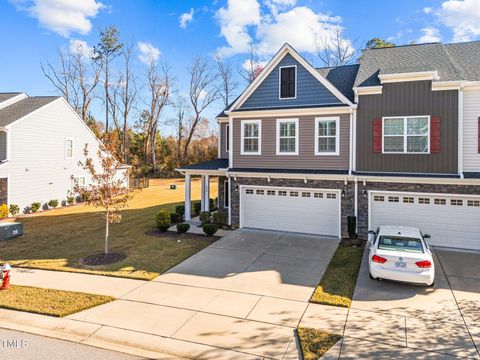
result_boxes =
[240,186,341,237]
[370,191,480,250]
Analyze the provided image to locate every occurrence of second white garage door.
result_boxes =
[240,186,341,237]
[370,191,480,250]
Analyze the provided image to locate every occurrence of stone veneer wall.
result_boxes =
[0,178,7,205]
[230,177,355,237]
[217,176,227,210]
[357,181,480,238]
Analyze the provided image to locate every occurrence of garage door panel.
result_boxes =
[241,186,340,237]
[370,192,480,250]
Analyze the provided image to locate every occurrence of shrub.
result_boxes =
[170,212,182,224]
[48,199,59,208]
[61,200,67,207]
[203,223,218,237]
[212,212,227,227]
[176,223,190,234]
[175,205,185,217]
[155,210,170,232]
[209,198,217,211]
[0,204,8,219]
[193,201,201,214]
[75,195,83,203]
[199,211,211,225]
[42,203,49,211]
[31,202,41,213]
[9,204,19,217]
[67,196,75,205]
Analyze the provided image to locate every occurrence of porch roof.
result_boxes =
[177,158,228,173]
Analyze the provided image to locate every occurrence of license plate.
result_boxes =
[395,261,406,268]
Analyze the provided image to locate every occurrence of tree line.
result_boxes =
[42,25,395,177]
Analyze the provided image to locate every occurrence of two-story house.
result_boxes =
[178,41,480,251]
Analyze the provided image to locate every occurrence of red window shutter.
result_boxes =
[430,116,441,153]
[373,118,382,153]
[478,117,480,153]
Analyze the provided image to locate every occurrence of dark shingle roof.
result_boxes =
[0,93,22,103]
[316,64,359,102]
[355,41,480,87]
[0,96,60,127]
[179,158,229,171]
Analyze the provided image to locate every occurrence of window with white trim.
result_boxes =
[279,66,296,99]
[315,117,339,155]
[290,191,298,197]
[276,119,298,154]
[246,189,254,194]
[65,138,74,159]
[225,125,230,152]
[278,190,287,196]
[267,190,275,196]
[241,120,261,155]
[314,192,323,198]
[383,116,429,153]
[256,189,264,195]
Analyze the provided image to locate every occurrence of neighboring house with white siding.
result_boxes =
[0,92,129,213]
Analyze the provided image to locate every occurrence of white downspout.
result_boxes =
[185,174,191,221]
[458,86,464,179]
[228,176,232,226]
[349,110,353,175]
[228,116,233,169]
[352,107,357,173]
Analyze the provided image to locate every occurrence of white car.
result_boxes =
[368,225,435,286]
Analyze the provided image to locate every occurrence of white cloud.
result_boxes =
[423,7,433,14]
[216,0,262,56]
[9,0,104,37]
[137,41,161,64]
[241,59,268,71]
[69,39,93,58]
[215,0,352,58]
[179,8,194,29]
[436,0,480,41]
[418,27,441,43]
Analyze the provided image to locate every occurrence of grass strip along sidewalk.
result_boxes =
[297,327,341,359]
[0,285,114,317]
[311,245,364,308]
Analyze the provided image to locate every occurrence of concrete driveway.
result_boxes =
[69,229,339,359]
[333,247,480,359]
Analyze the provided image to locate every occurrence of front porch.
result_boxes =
[177,159,230,224]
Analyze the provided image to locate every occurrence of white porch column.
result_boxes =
[204,175,210,211]
[185,174,191,221]
[200,175,206,211]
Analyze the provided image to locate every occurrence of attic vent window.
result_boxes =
[279,66,296,99]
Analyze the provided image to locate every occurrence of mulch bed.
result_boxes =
[145,228,222,241]
[340,237,367,247]
[81,252,127,266]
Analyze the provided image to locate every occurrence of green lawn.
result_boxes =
[0,285,114,317]
[297,327,341,360]
[0,199,215,280]
[310,245,364,308]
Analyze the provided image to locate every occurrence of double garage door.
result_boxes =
[370,191,480,250]
[240,186,341,238]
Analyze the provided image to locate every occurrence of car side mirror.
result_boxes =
[424,234,431,239]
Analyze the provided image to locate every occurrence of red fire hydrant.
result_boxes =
[1,263,12,290]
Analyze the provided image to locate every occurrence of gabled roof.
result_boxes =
[355,41,480,87]
[0,96,60,127]
[226,43,353,114]
[0,93,23,103]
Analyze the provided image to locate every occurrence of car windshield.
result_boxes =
[377,236,424,253]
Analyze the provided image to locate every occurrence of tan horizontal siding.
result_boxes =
[232,113,349,170]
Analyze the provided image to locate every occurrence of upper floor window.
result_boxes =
[383,116,429,153]
[225,125,230,152]
[279,66,296,99]
[65,138,74,159]
[241,120,261,155]
[276,118,298,155]
[315,117,339,155]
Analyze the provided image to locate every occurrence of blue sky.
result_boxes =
[1,0,479,134]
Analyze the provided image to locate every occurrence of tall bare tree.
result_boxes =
[215,53,238,108]
[169,95,190,164]
[42,45,101,123]
[183,56,219,162]
[93,26,123,133]
[238,42,264,84]
[315,28,357,67]
[144,60,171,174]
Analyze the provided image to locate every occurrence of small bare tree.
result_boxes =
[183,56,219,162]
[238,42,263,84]
[74,144,134,256]
[315,28,357,67]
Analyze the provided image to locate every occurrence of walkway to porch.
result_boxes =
[168,216,232,237]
